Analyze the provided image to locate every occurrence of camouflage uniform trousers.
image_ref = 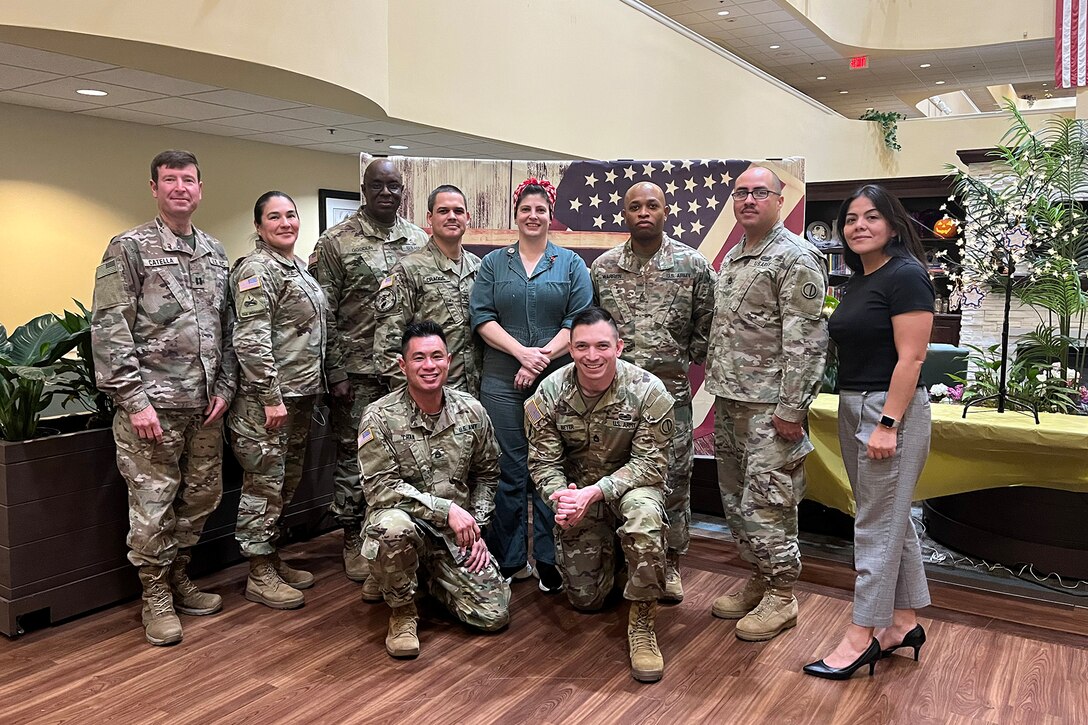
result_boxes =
[665,404,694,555]
[555,486,666,611]
[113,407,224,567]
[713,397,811,589]
[362,508,510,631]
[228,394,317,557]
[329,374,388,529]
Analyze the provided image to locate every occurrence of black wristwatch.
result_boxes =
[878,414,899,429]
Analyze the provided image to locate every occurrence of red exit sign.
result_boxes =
[849,55,869,69]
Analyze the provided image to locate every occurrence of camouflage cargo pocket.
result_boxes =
[237,492,268,532]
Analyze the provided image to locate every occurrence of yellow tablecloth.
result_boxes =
[805,395,1088,516]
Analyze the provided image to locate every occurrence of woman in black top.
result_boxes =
[803,185,935,680]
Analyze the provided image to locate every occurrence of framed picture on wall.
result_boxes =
[319,189,361,232]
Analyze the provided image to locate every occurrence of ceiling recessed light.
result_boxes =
[1043,82,1049,86]
[839,90,849,94]
[935,80,946,85]
[817,75,827,80]
[717,10,730,15]
[76,89,107,96]
[919,63,931,68]
[389,144,409,150]
[769,44,780,49]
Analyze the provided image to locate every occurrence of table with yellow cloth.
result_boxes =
[805,394,1088,516]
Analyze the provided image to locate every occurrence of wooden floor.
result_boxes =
[1,532,1086,725]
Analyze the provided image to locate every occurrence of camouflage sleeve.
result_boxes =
[313,235,349,385]
[468,407,501,528]
[214,292,238,407]
[90,238,149,414]
[776,253,829,422]
[589,258,603,306]
[357,409,452,525]
[373,265,413,389]
[690,260,717,365]
[231,260,281,406]
[524,390,567,509]
[595,386,674,501]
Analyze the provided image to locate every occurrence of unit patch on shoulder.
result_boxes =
[238,276,261,292]
[375,287,397,313]
[801,282,820,300]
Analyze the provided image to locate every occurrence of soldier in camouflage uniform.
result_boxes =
[705,166,828,642]
[375,185,482,395]
[591,181,715,603]
[228,191,327,610]
[311,159,427,585]
[91,150,236,646]
[526,307,674,683]
[358,321,509,658]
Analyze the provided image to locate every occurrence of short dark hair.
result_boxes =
[427,184,467,212]
[570,306,619,336]
[835,184,932,280]
[401,320,448,355]
[150,150,200,183]
[253,191,296,225]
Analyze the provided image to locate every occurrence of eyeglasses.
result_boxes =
[730,188,781,201]
[366,181,403,193]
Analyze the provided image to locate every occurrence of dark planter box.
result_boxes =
[0,411,334,637]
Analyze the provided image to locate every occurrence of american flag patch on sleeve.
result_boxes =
[358,427,375,446]
[525,398,544,426]
[379,275,395,289]
[238,276,261,291]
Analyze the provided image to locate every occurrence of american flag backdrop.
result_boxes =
[362,154,807,449]
[1057,0,1087,88]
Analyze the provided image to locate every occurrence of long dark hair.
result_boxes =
[835,184,929,276]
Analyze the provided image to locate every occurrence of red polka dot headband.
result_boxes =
[513,177,557,208]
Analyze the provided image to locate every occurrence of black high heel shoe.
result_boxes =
[802,638,880,680]
[880,624,926,661]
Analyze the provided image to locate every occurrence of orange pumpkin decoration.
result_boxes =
[933,217,959,239]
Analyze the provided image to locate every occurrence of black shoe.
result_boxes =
[802,638,880,680]
[880,624,926,661]
[535,561,564,593]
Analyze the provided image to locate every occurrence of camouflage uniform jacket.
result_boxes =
[357,386,500,548]
[591,235,716,406]
[374,238,482,393]
[91,216,236,414]
[526,359,675,505]
[704,222,828,422]
[230,240,328,406]
[311,208,426,384]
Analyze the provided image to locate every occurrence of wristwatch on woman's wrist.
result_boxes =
[878,414,899,429]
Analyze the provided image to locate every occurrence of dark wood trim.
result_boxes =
[956,147,1000,165]
[806,175,952,201]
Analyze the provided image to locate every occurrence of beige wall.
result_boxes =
[781,0,1053,50]
[0,103,358,330]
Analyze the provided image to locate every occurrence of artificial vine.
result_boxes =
[860,108,907,151]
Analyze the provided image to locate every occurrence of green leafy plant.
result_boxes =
[54,300,114,427]
[0,313,81,440]
[860,108,907,151]
[950,341,1082,414]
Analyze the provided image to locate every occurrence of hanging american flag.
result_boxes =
[1057,0,1087,88]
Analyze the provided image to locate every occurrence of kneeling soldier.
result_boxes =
[358,321,509,658]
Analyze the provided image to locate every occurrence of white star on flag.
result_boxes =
[588,194,602,208]
[665,181,678,196]
[612,212,624,225]
[681,160,693,170]
[661,160,675,173]
[604,169,618,184]
[684,178,697,192]
[642,163,655,176]
[690,219,704,235]
[608,191,621,204]
[669,203,681,215]
[688,199,701,213]
[703,176,716,190]
[584,173,598,187]
[672,223,685,237]
[592,215,605,229]
[706,196,720,210]
[569,198,582,212]
[623,166,636,180]
[720,172,732,185]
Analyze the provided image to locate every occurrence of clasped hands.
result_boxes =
[448,502,491,573]
[550,483,603,529]
[514,345,551,390]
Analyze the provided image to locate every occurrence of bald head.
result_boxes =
[623,181,667,248]
[362,159,404,224]
[733,165,785,239]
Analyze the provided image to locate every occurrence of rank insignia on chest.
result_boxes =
[238,276,261,291]
[358,427,375,446]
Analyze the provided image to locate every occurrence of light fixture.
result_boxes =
[389,144,409,150]
[919,63,931,68]
[769,44,780,49]
[76,89,107,96]
[717,10,729,15]
[816,75,827,80]
[839,90,849,94]
[935,80,946,85]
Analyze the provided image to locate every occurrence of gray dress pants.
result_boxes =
[838,388,932,627]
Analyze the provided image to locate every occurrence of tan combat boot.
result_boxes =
[245,555,305,610]
[361,574,383,603]
[628,600,664,682]
[661,550,684,603]
[735,587,798,642]
[170,549,223,615]
[271,550,315,590]
[386,602,420,658]
[139,565,183,646]
[343,526,369,582]
[711,576,767,619]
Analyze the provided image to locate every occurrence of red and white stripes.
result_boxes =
[1057,0,1088,88]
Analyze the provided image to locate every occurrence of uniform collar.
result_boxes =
[558,361,625,414]
[617,236,677,273]
[729,221,785,261]
[404,387,455,434]
[255,238,301,270]
[156,216,209,258]
[355,208,413,242]
[504,240,560,280]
